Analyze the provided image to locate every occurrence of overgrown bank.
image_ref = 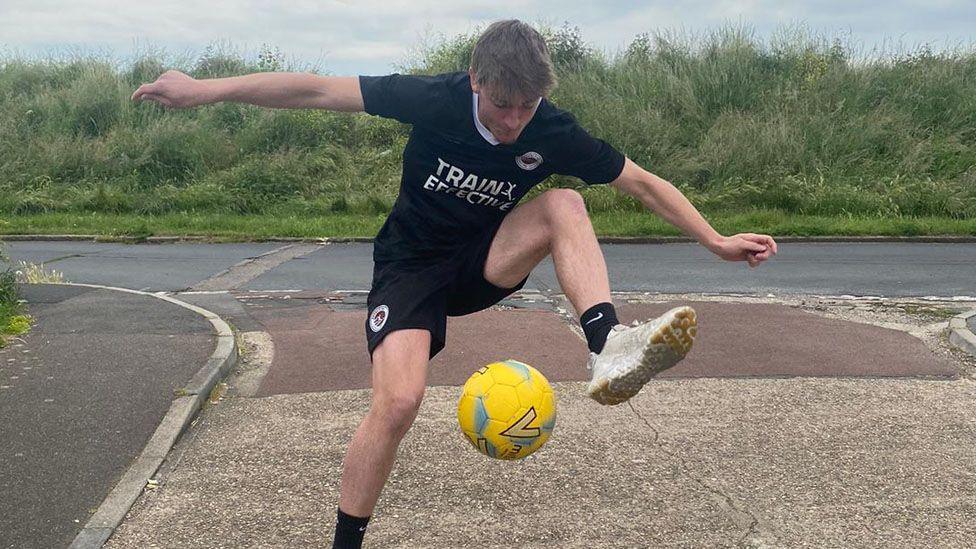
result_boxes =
[1,24,974,236]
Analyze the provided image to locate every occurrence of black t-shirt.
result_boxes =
[358,71,626,263]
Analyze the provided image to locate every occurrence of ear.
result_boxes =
[468,67,480,94]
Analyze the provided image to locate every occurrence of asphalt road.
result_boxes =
[0,285,213,549]
[2,241,974,297]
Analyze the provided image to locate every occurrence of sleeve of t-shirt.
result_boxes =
[358,73,449,126]
[552,119,626,185]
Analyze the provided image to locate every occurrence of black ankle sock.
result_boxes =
[580,302,619,354]
[332,508,371,549]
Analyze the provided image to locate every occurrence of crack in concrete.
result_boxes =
[626,400,769,548]
[30,253,84,265]
[532,291,773,546]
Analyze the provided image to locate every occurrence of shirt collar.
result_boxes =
[471,92,501,146]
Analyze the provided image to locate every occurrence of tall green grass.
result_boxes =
[1,24,974,228]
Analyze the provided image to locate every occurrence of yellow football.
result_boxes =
[457,359,556,460]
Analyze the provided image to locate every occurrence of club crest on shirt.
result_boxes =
[369,305,389,332]
[516,151,543,171]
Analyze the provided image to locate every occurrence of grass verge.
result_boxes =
[1,210,974,241]
[0,246,30,349]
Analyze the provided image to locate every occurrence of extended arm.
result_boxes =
[131,70,364,112]
[609,158,777,267]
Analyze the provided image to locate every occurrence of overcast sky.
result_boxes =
[1,0,974,74]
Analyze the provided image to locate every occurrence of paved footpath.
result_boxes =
[105,291,976,548]
[1,241,974,548]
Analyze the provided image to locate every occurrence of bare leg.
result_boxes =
[484,188,610,316]
[485,190,696,406]
[338,329,430,516]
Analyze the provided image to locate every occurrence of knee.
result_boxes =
[541,189,589,228]
[371,388,425,437]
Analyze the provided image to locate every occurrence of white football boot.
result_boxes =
[586,306,697,405]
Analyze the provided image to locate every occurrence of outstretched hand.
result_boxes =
[130,70,206,109]
[709,233,778,268]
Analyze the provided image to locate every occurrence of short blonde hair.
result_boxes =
[470,20,557,100]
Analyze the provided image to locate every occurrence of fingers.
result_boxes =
[745,244,775,268]
[132,83,174,107]
[131,83,156,101]
[137,93,172,107]
[743,239,767,253]
[739,233,778,256]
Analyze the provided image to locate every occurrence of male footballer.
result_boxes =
[133,19,777,548]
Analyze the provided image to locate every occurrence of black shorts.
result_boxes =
[365,224,529,360]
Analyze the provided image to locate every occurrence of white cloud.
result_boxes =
[0,0,972,74]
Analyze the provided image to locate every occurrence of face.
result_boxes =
[469,69,542,144]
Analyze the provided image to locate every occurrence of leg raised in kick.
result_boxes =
[482,188,697,405]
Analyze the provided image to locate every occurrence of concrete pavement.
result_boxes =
[108,292,976,548]
[103,376,976,548]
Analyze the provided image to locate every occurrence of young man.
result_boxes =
[133,19,776,548]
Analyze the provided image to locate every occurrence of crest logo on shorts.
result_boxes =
[516,151,543,171]
[369,305,389,333]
